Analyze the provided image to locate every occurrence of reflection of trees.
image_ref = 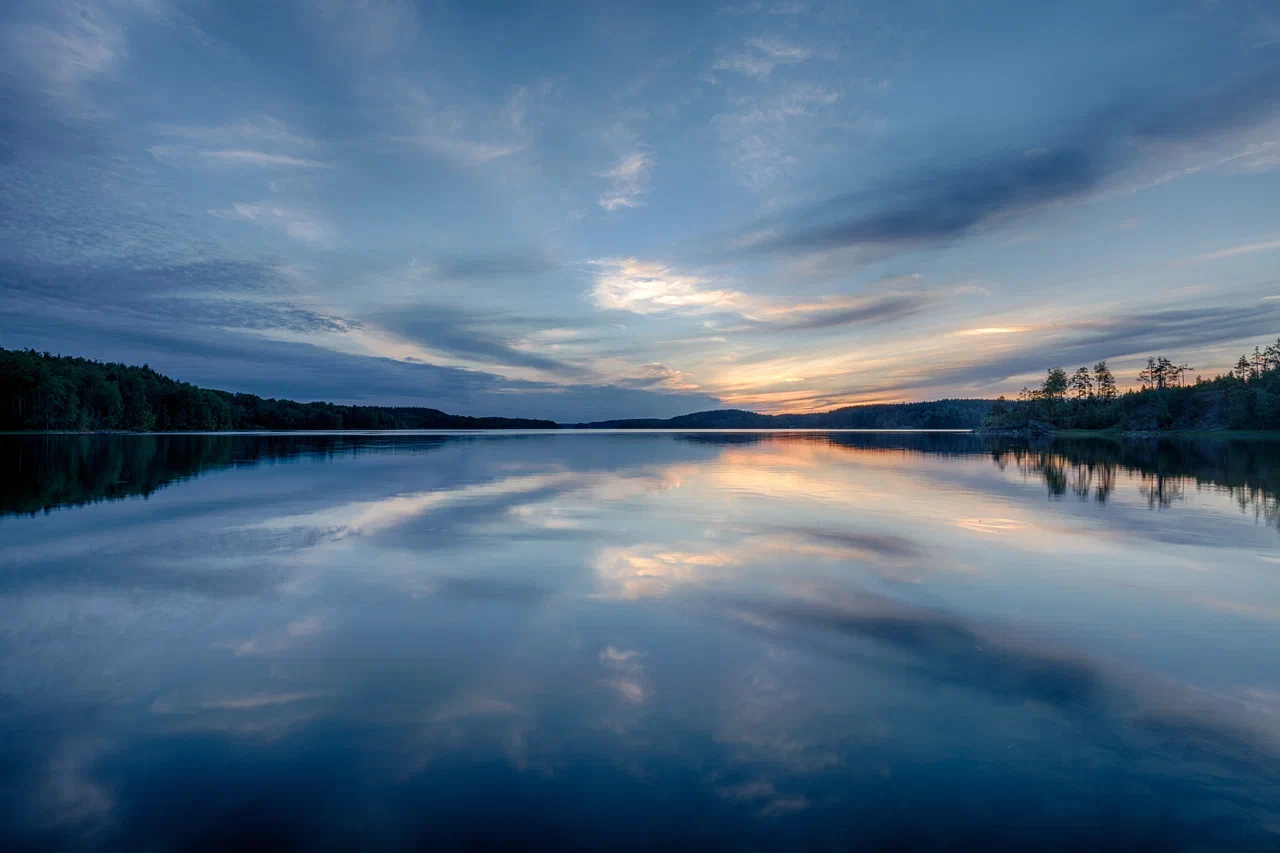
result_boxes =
[678,431,1280,527]
[1,434,452,516]
[1136,473,1186,509]
[984,436,1280,525]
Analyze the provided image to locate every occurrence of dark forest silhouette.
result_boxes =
[983,338,1280,432]
[0,348,556,431]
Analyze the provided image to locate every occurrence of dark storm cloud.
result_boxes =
[741,54,1280,258]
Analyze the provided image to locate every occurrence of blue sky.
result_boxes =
[2,0,1279,420]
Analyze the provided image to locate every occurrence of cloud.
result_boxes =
[750,289,935,331]
[589,258,744,314]
[199,150,331,168]
[616,362,702,392]
[597,151,653,212]
[367,305,583,376]
[303,0,421,57]
[733,591,1107,708]
[599,645,647,704]
[752,146,1112,255]
[157,116,319,151]
[147,117,333,178]
[1188,238,1280,263]
[594,546,739,599]
[209,203,331,244]
[589,259,938,331]
[737,55,1280,258]
[405,135,524,165]
[1,3,125,114]
[149,145,331,169]
[713,36,813,79]
[712,85,843,188]
[0,257,355,335]
[385,79,539,167]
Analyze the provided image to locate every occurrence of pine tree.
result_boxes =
[1041,367,1069,400]
[1070,366,1093,399]
[1093,360,1117,400]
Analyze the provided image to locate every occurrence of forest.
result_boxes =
[982,338,1280,432]
[0,348,557,431]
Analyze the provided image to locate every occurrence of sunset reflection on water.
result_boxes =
[2,431,1279,850]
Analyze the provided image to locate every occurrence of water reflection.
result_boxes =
[10,432,1280,527]
[982,436,1280,518]
[2,431,1279,850]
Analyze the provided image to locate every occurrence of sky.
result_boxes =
[1,0,1279,421]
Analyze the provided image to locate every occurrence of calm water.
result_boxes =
[2,431,1280,851]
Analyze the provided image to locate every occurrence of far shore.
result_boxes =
[8,427,1280,438]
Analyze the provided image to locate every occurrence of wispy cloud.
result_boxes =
[158,116,318,150]
[151,145,331,169]
[713,84,844,188]
[385,79,534,166]
[590,259,938,331]
[209,203,331,244]
[403,135,524,165]
[751,289,935,331]
[199,150,331,168]
[1188,238,1280,263]
[303,0,421,57]
[149,117,329,169]
[713,36,814,79]
[2,2,126,115]
[597,152,653,212]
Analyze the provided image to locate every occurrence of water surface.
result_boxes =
[2,431,1279,851]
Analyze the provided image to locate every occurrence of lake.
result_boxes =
[2,431,1279,851]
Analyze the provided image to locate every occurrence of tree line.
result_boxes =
[984,338,1280,431]
[0,348,556,431]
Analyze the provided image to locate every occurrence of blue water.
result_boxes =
[1,431,1278,851]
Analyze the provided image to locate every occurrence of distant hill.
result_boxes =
[569,400,993,430]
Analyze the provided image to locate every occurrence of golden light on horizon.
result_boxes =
[953,326,1033,337]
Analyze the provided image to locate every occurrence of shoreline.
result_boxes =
[7,428,1280,438]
